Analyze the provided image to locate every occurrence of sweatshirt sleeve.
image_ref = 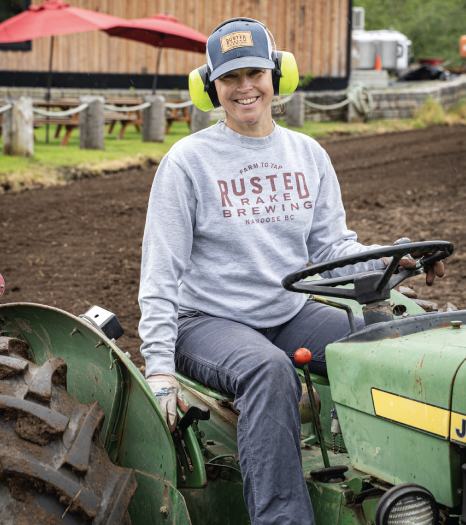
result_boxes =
[306,151,383,277]
[139,155,196,377]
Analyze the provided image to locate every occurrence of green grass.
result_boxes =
[0,121,191,175]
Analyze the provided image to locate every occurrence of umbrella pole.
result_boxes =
[151,39,164,94]
[46,35,54,144]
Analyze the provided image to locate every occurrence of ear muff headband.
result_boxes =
[189,20,299,111]
[211,17,265,35]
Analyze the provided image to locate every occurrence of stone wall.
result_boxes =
[300,91,348,122]
[370,76,466,120]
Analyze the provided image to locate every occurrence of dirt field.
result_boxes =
[1,125,465,367]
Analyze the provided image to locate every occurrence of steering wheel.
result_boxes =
[282,240,454,306]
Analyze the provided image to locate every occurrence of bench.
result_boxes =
[34,116,79,146]
[165,100,191,135]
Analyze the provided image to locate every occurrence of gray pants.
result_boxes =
[176,300,364,525]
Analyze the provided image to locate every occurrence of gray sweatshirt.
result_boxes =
[139,122,381,377]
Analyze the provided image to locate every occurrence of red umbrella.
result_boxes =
[0,0,129,141]
[106,13,208,93]
[0,2,128,103]
[0,0,126,142]
[0,0,128,42]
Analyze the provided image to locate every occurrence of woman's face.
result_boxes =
[214,68,274,127]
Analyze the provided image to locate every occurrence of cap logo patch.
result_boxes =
[220,31,253,53]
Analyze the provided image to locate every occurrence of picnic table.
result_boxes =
[105,98,143,140]
[33,98,142,144]
[33,99,80,146]
[165,99,191,134]
[105,97,193,138]
[2,96,193,145]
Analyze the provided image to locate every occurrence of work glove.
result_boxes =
[146,374,188,433]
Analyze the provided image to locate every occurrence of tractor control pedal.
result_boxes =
[310,465,348,483]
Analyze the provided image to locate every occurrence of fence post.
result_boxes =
[79,96,104,150]
[2,97,34,157]
[191,106,210,133]
[286,92,304,128]
[347,102,364,123]
[142,95,165,142]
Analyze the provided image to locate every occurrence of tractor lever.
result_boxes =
[178,404,210,432]
[294,348,331,469]
[389,250,448,290]
[416,250,448,271]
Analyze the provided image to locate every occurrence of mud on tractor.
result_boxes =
[1,239,465,525]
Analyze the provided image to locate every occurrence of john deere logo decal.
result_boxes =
[371,388,450,438]
[371,388,466,444]
[450,412,466,443]
[456,418,466,438]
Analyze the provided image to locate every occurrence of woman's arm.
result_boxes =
[139,155,196,378]
[306,152,383,277]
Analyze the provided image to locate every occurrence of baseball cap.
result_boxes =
[207,20,276,81]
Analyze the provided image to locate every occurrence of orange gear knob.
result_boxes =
[294,348,312,365]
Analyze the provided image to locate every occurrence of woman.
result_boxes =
[139,18,444,525]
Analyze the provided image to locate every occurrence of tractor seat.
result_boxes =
[176,371,234,403]
[175,367,329,404]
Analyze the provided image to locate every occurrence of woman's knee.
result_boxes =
[250,349,300,394]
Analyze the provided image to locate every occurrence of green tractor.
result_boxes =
[1,240,465,525]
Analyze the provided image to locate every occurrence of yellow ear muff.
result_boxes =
[277,51,299,97]
[189,67,215,112]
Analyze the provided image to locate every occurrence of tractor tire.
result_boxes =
[0,336,137,524]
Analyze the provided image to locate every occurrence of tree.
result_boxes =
[353,0,466,65]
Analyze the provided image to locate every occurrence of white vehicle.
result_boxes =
[351,8,412,74]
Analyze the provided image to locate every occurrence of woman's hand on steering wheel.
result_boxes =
[386,254,445,287]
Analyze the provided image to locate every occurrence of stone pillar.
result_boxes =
[142,95,165,142]
[286,92,304,128]
[79,96,104,150]
[2,97,34,157]
[347,102,364,123]
[191,106,211,133]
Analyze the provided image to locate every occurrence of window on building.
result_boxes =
[0,0,31,51]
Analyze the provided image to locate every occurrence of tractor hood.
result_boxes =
[326,310,466,507]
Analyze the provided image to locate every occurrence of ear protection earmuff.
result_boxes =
[189,18,299,112]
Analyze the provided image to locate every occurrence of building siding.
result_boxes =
[0,0,349,78]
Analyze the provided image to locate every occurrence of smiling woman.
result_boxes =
[138,16,445,525]
[214,67,275,136]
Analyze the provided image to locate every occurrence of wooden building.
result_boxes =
[0,0,352,90]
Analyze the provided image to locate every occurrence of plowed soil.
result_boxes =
[1,125,465,368]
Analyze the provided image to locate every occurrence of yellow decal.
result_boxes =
[450,412,466,443]
[371,388,450,438]
[220,32,253,53]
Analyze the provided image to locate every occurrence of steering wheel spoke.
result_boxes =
[388,267,417,290]
[292,282,357,300]
[375,253,403,293]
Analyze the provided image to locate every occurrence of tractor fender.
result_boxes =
[0,302,192,525]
